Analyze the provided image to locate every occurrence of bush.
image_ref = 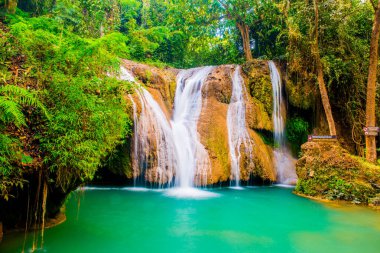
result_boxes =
[0,14,134,197]
[285,117,309,156]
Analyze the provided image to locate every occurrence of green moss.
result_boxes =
[369,194,380,207]
[295,180,318,196]
[285,79,314,110]
[250,76,273,116]
[145,69,153,84]
[242,60,273,117]
[295,143,380,205]
[102,141,133,178]
[205,126,230,182]
[255,130,274,147]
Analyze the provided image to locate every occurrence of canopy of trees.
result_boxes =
[0,0,379,201]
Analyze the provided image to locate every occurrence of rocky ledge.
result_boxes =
[295,141,380,206]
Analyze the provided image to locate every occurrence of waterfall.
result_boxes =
[121,66,215,194]
[227,66,253,187]
[120,66,136,82]
[122,67,177,186]
[269,61,298,185]
[128,94,138,185]
[171,67,214,188]
[135,88,178,186]
[270,61,285,149]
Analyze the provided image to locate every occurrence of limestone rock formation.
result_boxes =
[122,59,178,113]
[120,60,277,185]
[199,65,276,184]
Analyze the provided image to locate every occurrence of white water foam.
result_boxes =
[164,187,220,199]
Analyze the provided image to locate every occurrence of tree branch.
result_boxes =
[216,0,230,18]
[216,0,228,10]
[370,0,377,11]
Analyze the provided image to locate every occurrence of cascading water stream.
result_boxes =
[227,66,254,187]
[128,94,138,185]
[121,67,177,186]
[121,66,217,197]
[135,89,178,185]
[269,61,298,185]
[171,67,214,188]
[269,61,285,149]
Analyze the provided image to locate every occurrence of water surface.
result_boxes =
[1,187,380,253]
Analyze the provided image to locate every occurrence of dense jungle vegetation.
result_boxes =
[0,0,379,212]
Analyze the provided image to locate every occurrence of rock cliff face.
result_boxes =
[121,59,277,185]
[198,66,232,184]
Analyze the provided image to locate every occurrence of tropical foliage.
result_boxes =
[0,0,379,200]
[0,7,133,199]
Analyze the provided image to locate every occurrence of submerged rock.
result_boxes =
[295,141,380,205]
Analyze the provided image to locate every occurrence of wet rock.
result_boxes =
[121,59,178,112]
[369,194,380,207]
[242,60,273,131]
[203,65,233,104]
[120,60,277,185]
[198,65,275,184]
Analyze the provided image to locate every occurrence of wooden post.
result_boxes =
[0,221,3,243]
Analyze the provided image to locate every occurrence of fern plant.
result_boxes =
[0,133,24,200]
[0,85,49,199]
[0,84,49,127]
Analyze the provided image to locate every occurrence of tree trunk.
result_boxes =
[312,0,337,136]
[141,0,151,28]
[237,22,253,62]
[365,1,380,163]
[282,0,290,18]
[0,222,3,243]
[5,0,18,14]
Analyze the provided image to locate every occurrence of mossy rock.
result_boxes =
[242,60,273,117]
[285,78,315,110]
[295,142,380,205]
[204,122,230,183]
[369,194,380,207]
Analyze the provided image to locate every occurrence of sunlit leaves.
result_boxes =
[0,13,133,196]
